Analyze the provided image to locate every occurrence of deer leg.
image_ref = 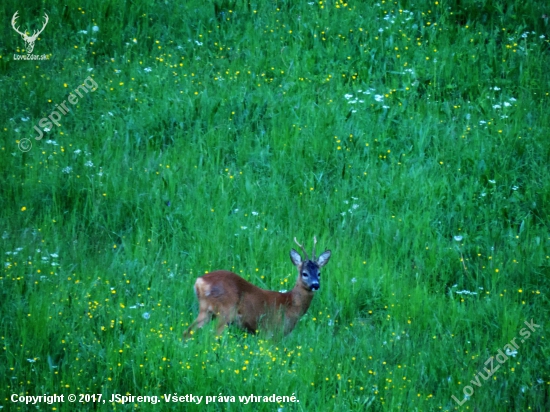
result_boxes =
[183,309,212,339]
[215,307,238,335]
[215,313,231,335]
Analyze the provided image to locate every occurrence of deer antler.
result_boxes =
[312,236,317,260]
[33,13,49,39]
[294,237,309,261]
[11,11,26,37]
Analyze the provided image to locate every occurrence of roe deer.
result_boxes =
[183,237,331,338]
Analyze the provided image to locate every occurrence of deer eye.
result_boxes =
[302,272,309,277]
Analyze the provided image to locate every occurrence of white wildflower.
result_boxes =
[142,312,150,320]
[453,235,463,242]
[505,348,518,357]
[455,290,477,295]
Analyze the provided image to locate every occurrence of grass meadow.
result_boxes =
[1,0,550,410]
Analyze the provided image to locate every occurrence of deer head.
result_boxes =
[12,11,49,54]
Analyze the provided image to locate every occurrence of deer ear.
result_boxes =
[317,250,331,267]
[290,249,302,266]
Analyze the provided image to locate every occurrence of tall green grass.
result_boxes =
[1,0,549,410]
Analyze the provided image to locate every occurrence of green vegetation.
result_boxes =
[1,0,549,410]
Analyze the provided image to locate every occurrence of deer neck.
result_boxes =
[288,283,315,316]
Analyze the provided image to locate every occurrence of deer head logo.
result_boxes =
[11,11,49,54]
